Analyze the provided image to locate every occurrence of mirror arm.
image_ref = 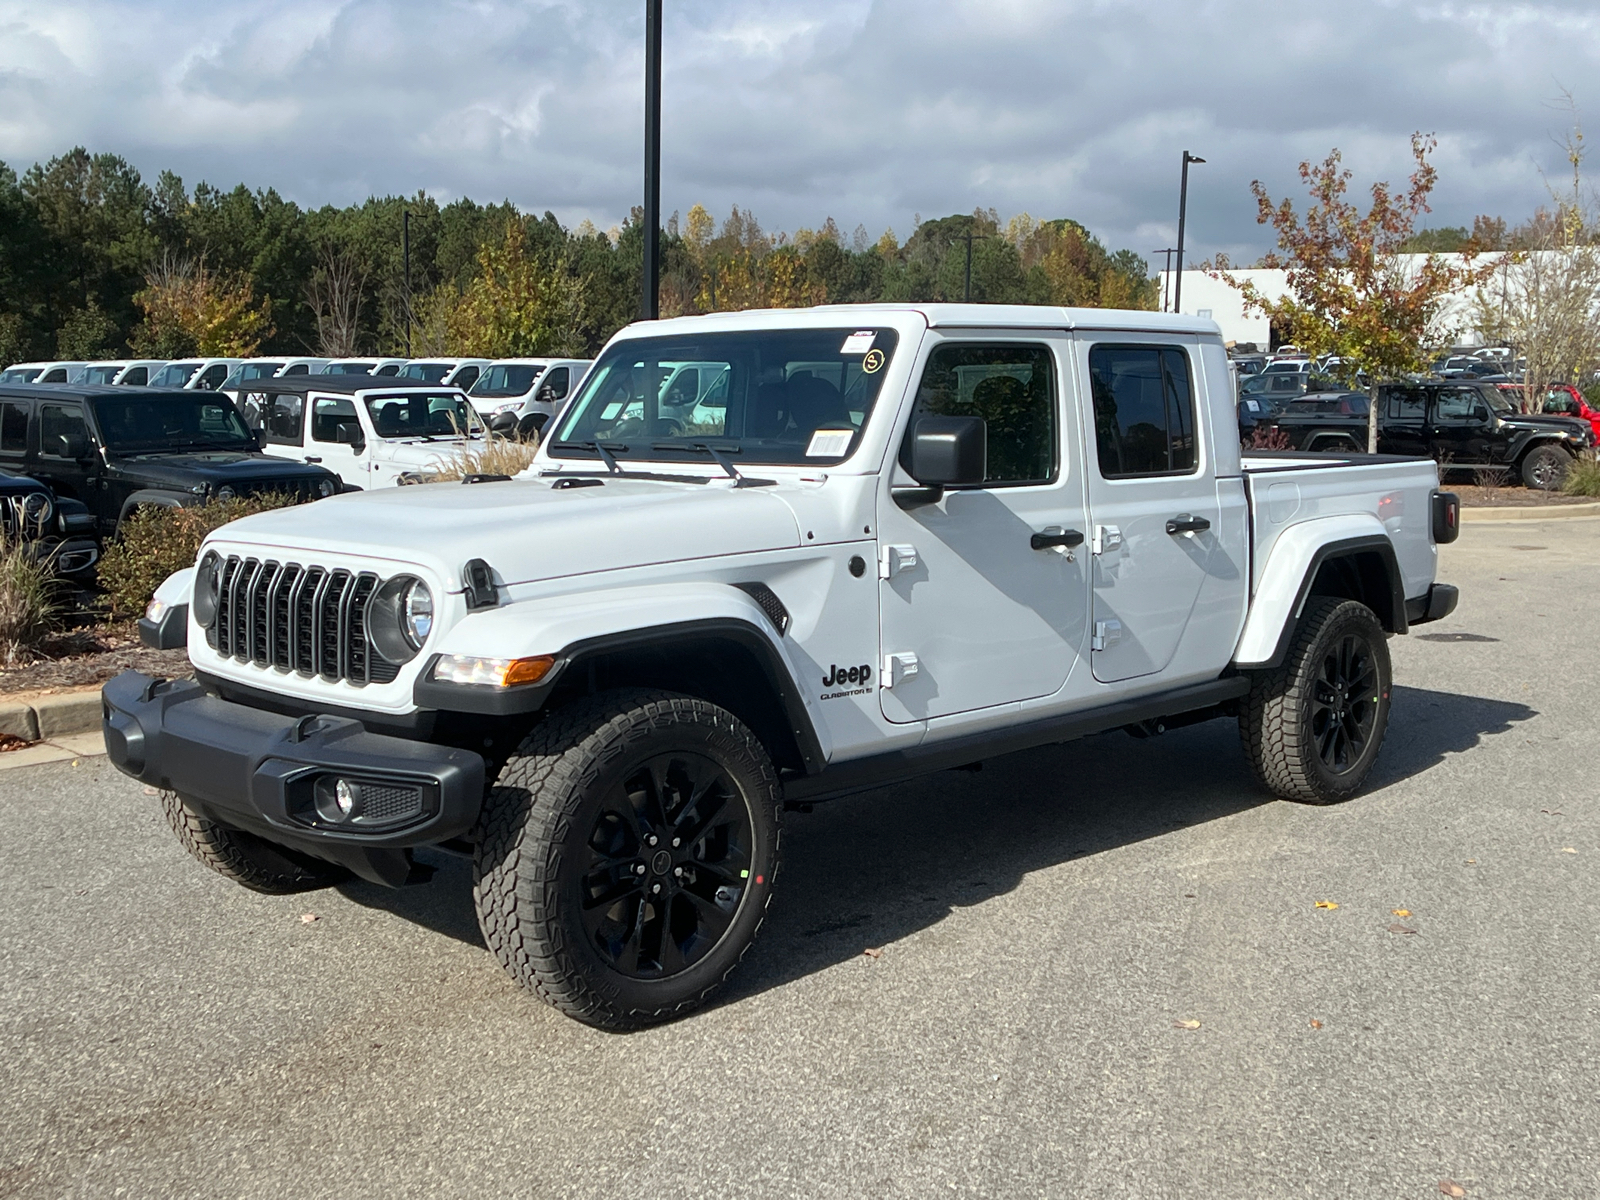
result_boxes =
[891,484,944,509]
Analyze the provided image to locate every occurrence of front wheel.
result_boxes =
[1521,445,1571,490]
[473,689,780,1030]
[1239,597,1393,804]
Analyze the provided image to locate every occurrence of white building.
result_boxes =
[1158,254,1509,350]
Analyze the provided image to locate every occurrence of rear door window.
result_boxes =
[1087,345,1198,477]
[265,394,305,444]
[0,402,28,454]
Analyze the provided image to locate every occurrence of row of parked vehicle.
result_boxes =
[0,354,595,431]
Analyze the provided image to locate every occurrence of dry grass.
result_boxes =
[0,538,59,665]
[418,434,541,483]
[1562,451,1600,497]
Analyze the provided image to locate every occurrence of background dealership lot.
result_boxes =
[3,514,1595,1199]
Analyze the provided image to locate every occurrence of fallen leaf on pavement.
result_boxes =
[300,913,319,924]
[1560,847,1577,854]
[1392,909,1411,917]
[1464,859,1477,865]
[1388,923,1417,935]
[142,785,159,796]
[862,946,882,959]
[1173,1019,1201,1030]
[1309,1019,1323,1029]
[1439,1182,1466,1197]
[1314,900,1339,910]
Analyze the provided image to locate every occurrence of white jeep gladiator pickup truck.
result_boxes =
[105,304,1460,1030]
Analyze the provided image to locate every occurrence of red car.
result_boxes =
[1542,384,1600,439]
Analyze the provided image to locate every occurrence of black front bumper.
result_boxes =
[102,672,486,881]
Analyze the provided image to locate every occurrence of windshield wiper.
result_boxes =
[551,440,627,473]
[658,441,748,486]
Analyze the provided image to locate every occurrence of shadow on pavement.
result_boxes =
[330,684,1535,996]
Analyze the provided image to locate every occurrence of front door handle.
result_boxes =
[1166,514,1211,535]
[1030,528,1085,550]
[305,456,323,463]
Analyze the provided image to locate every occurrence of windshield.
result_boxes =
[0,368,42,383]
[551,328,900,466]
[149,362,201,388]
[92,395,255,452]
[80,365,123,385]
[363,391,480,438]
[324,362,375,375]
[1484,388,1515,415]
[471,364,543,397]
[398,362,451,382]
[222,362,284,389]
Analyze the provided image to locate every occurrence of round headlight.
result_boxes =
[22,491,51,525]
[317,478,337,498]
[402,580,433,649]
[215,485,237,501]
[193,551,221,628]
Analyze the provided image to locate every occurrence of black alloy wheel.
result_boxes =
[1308,633,1381,775]
[581,752,755,979]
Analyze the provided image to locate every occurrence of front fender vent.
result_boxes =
[734,583,790,636]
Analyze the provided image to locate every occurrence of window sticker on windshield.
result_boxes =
[840,331,876,355]
[862,348,886,374]
[806,429,854,458]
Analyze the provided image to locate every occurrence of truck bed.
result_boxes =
[1241,450,1440,603]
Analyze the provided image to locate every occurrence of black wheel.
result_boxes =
[473,689,780,1030]
[162,791,351,893]
[1239,597,1392,804]
[1520,445,1570,490]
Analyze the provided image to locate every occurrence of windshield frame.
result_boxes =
[360,390,482,439]
[547,327,902,468]
[90,394,257,454]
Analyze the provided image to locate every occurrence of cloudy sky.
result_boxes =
[2,0,1598,269]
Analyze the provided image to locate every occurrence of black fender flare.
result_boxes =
[117,489,196,530]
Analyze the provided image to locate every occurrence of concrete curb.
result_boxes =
[1462,500,1600,522]
[0,688,103,744]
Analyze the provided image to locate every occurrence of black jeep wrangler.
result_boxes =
[0,384,342,536]
[0,470,100,579]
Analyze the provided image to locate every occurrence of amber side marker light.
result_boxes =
[431,654,556,687]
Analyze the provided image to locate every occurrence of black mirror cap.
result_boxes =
[488,411,519,436]
[910,416,986,487]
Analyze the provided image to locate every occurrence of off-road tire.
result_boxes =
[472,689,780,1031]
[1520,444,1570,490]
[1239,597,1392,805]
[161,790,351,893]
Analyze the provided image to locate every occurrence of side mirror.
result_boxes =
[59,433,89,459]
[334,423,365,452]
[537,384,556,403]
[909,416,986,487]
[488,411,519,436]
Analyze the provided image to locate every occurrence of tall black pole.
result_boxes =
[963,231,973,302]
[401,208,411,357]
[642,0,662,321]
[1174,150,1204,314]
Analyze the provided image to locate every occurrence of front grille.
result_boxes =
[207,556,400,686]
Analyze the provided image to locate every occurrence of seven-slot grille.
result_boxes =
[206,556,399,685]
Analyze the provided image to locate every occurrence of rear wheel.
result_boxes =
[162,791,350,893]
[1240,597,1392,804]
[1520,444,1571,490]
[473,689,780,1030]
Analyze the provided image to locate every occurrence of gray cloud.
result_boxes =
[1,0,1597,270]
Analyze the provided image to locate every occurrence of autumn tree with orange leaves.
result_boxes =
[1224,134,1494,451]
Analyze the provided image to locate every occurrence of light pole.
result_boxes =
[955,228,991,302]
[1151,247,1176,312]
[1173,150,1205,314]
[641,0,662,321]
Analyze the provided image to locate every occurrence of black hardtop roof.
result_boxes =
[0,383,199,401]
[243,377,463,396]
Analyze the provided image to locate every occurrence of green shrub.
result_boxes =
[1562,452,1600,498]
[0,538,60,665]
[1581,379,1600,410]
[97,495,299,619]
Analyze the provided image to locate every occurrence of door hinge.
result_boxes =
[1092,525,1123,555]
[1091,619,1123,651]
[878,544,919,579]
[881,652,919,688]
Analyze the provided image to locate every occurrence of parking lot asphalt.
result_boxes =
[2,518,1597,1200]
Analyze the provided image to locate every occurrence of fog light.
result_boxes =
[334,778,355,816]
[431,654,555,687]
[145,598,168,623]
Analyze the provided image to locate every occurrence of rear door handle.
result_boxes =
[1030,528,1084,550]
[1166,514,1211,535]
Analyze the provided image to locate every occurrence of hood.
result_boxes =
[209,475,804,590]
[1501,413,1588,436]
[368,437,479,469]
[111,451,336,486]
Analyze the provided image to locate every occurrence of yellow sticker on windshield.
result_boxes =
[862,348,885,374]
